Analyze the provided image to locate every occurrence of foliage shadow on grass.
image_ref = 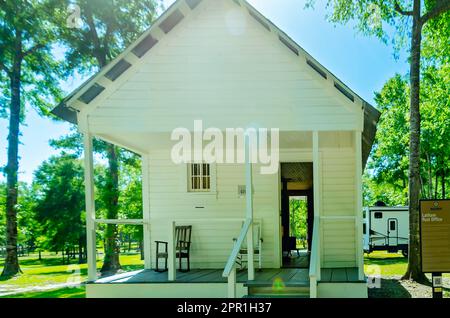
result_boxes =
[369,278,412,298]
[365,253,408,266]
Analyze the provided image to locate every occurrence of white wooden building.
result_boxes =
[52,0,380,298]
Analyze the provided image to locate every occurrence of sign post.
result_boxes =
[432,273,443,298]
[420,199,450,298]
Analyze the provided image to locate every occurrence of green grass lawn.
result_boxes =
[5,287,86,298]
[365,251,450,298]
[0,252,144,298]
[364,251,408,276]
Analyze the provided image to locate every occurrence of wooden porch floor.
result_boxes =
[93,268,310,286]
[92,267,362,285]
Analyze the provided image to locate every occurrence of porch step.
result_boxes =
[246,285,310,298]
[244,281,309,288]
[243,294,309,298]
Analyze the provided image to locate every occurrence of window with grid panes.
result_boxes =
[188,163,211,192]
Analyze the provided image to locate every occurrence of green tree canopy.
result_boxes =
[33,154,86,263]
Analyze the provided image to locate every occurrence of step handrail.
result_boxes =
[223,218,252,278]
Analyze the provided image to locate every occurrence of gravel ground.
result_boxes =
[369,275,450,298]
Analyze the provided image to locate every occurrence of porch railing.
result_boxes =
[222,218,252,298]
[95,219,144,225]
[309,218,321,298]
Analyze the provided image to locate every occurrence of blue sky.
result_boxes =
[0,0,409,184]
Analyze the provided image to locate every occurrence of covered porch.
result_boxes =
[86,267,364,298]
[81,130,367,298]
[87,268,310,298]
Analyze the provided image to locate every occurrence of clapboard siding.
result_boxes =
[89,0,359,134]
[148,151,279,269]
[321,149,357,268]
[147,145,359,270]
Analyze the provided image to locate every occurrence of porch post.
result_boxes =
[83,133,97,282]
[245,133,255,281]
[228,267,237,298]
[141,154,152,270]
[354,131,364,280]
[312,131,321,219]
[312,131,321,280]
[168,221,176,281]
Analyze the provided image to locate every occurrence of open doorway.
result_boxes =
[280,163,314,268]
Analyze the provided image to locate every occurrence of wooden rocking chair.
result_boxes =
[155,225,192,272]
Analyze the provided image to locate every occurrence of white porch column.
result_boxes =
[141,155,152,270]
[312,131,321,280]
[83,133,97,282]
[228,267,237,298]
[313,131,321,219]
[354,131,364,280]
[245,133,255,281]
[168,221,176,281]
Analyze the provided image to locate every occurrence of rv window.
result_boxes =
[374,212,383,219]
[390,220,396,231]
[363,223,366,234]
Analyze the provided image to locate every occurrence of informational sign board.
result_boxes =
[420,200,450,273]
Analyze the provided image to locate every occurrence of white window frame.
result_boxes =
[183,162,217,195]
[188,163,211,192]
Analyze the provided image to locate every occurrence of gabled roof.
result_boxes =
[52,0,380,167]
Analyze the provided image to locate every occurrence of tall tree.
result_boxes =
[56,0,161,275]
[50,130,144,265]
[0,0,63,277]
[117,154,143,258]
[367,68,449,205]
[308,0,450,283]
[33,154,86,264]
[370,74,410,203]
[0,183,6,249]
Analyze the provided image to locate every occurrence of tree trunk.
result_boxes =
[139,241,144,261]
[419,175,426,198]
[100,144,122,275]
[434,166,439,199]
[426,153,432,199]
[1,59,22,278]
[442,160,446,199]
[402,0,428,283]
[78,237,83,263]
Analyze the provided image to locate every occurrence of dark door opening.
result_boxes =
[280,163,314,268]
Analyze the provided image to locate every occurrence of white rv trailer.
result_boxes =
[363,206,409,256]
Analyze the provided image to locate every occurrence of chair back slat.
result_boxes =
[240,222,262,249]
[175,225,192,250]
